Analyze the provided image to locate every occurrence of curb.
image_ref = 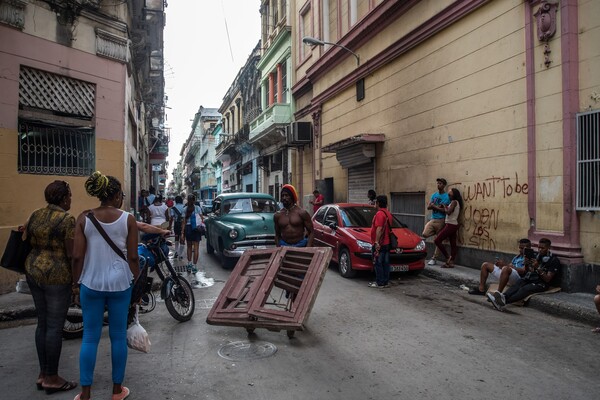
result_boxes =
[423,267,598,326]
[0,280,163,323]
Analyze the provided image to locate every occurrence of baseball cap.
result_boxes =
[436,178,447,185]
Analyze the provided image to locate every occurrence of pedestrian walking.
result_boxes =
[181,194,202,273]
[274,184,314,247]
[169,195,185,259]
[71,171,139,400]
[25,180,78,394]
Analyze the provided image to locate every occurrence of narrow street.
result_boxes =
[1,245,598,400]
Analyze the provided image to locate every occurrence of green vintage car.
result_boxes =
[205,192,280,268]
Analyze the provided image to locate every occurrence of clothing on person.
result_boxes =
[434,221,459,261]
[279,238,308,247]
[25,205,76,285]
[503,251,561,304]
[370,207,392,286]
[171,203,184,236]
[490,265,521,286]
[25,205,75,379]
[313,193,324,213]
[79,285,132,386]
[148,202,168,226]
[146,193,156,204]
[445,201,460,225]
[373,244,391,287]
[429,192,450,220]
[184,205,203,242]
[370,208,392,246]
[27,276,71,376]
[78,211,133,292]
[422,218,445,238]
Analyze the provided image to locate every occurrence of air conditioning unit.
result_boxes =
[287,122,312,146]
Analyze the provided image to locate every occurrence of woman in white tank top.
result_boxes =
[434,188,464,268]
[71,172,139,400]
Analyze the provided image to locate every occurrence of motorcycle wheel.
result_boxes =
[63,303,84,339]
[164,277,195,322]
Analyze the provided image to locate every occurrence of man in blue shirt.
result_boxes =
[422,178,450,265]
[468,238,531,295]
[488,238,561,311]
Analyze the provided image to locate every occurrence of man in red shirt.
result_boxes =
[309,189,324,213]
[370,195,392,288]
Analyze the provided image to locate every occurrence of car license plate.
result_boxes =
[390,265,409,272]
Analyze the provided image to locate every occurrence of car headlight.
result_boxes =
[229,229,238,239]
[356,240,372,250]
[414,240,426,251]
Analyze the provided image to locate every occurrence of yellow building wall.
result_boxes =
[318,0,535,253]
[0,127,125,292]
[578,0,600,263]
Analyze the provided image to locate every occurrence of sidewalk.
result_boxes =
[1,265,598,327]
[422,263,599,326]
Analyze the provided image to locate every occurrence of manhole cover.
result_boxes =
[218,341,277,361]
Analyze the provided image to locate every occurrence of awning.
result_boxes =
[322,133,385,168]
[321,133,385,153]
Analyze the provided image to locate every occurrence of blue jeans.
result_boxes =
[373,245,390,286]
[79,285,132,386]
[26,276,71,376]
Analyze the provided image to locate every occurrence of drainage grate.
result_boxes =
[218,341,277,361]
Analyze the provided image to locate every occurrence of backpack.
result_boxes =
[172,206,183,223]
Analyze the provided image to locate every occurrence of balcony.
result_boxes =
[249,103,291,146]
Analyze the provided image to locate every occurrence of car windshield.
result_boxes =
[222,198,278,214]
[339,206,407,228]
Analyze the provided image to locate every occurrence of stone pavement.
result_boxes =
[1,263,598,327]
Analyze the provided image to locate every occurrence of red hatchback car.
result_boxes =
[312,203,427,278]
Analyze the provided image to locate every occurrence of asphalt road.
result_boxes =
[1,245,598,400]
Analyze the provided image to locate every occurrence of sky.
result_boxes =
[163,0,262,176]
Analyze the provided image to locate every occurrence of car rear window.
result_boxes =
[223,198,278,214]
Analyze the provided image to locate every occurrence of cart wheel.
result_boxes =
[286,330,295,339]
[246,328,255,334]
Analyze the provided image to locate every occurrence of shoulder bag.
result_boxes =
[1,230,31,274]
[1,211,65,274]
[384,211,399,249]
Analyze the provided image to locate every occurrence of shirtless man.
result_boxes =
[274,184,314,247]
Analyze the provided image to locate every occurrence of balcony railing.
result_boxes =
[249,103,292,141]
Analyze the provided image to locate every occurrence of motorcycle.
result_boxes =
[63,234,195,339]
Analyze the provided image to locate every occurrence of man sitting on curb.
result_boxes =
[487,237,561,311]
[468,238,531,296]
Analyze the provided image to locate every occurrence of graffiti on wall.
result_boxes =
[456,173,528,250]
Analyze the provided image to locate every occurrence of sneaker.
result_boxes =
[487,292,504,311]
[493,290,506,307]
[368,282,389,288]
[191,266,198,274]
[174,252,179,259]
[186,263,193,272]
[427,259,436,266]
[468,287,486,296]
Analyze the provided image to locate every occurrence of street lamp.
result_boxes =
[302,36,360,66]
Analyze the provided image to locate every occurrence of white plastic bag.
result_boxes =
[127,306,151,353]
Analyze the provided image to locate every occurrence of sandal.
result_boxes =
[112,386,130,400]
[441,263,454,268]
[592,327,600,333]
[43,380,78,394]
